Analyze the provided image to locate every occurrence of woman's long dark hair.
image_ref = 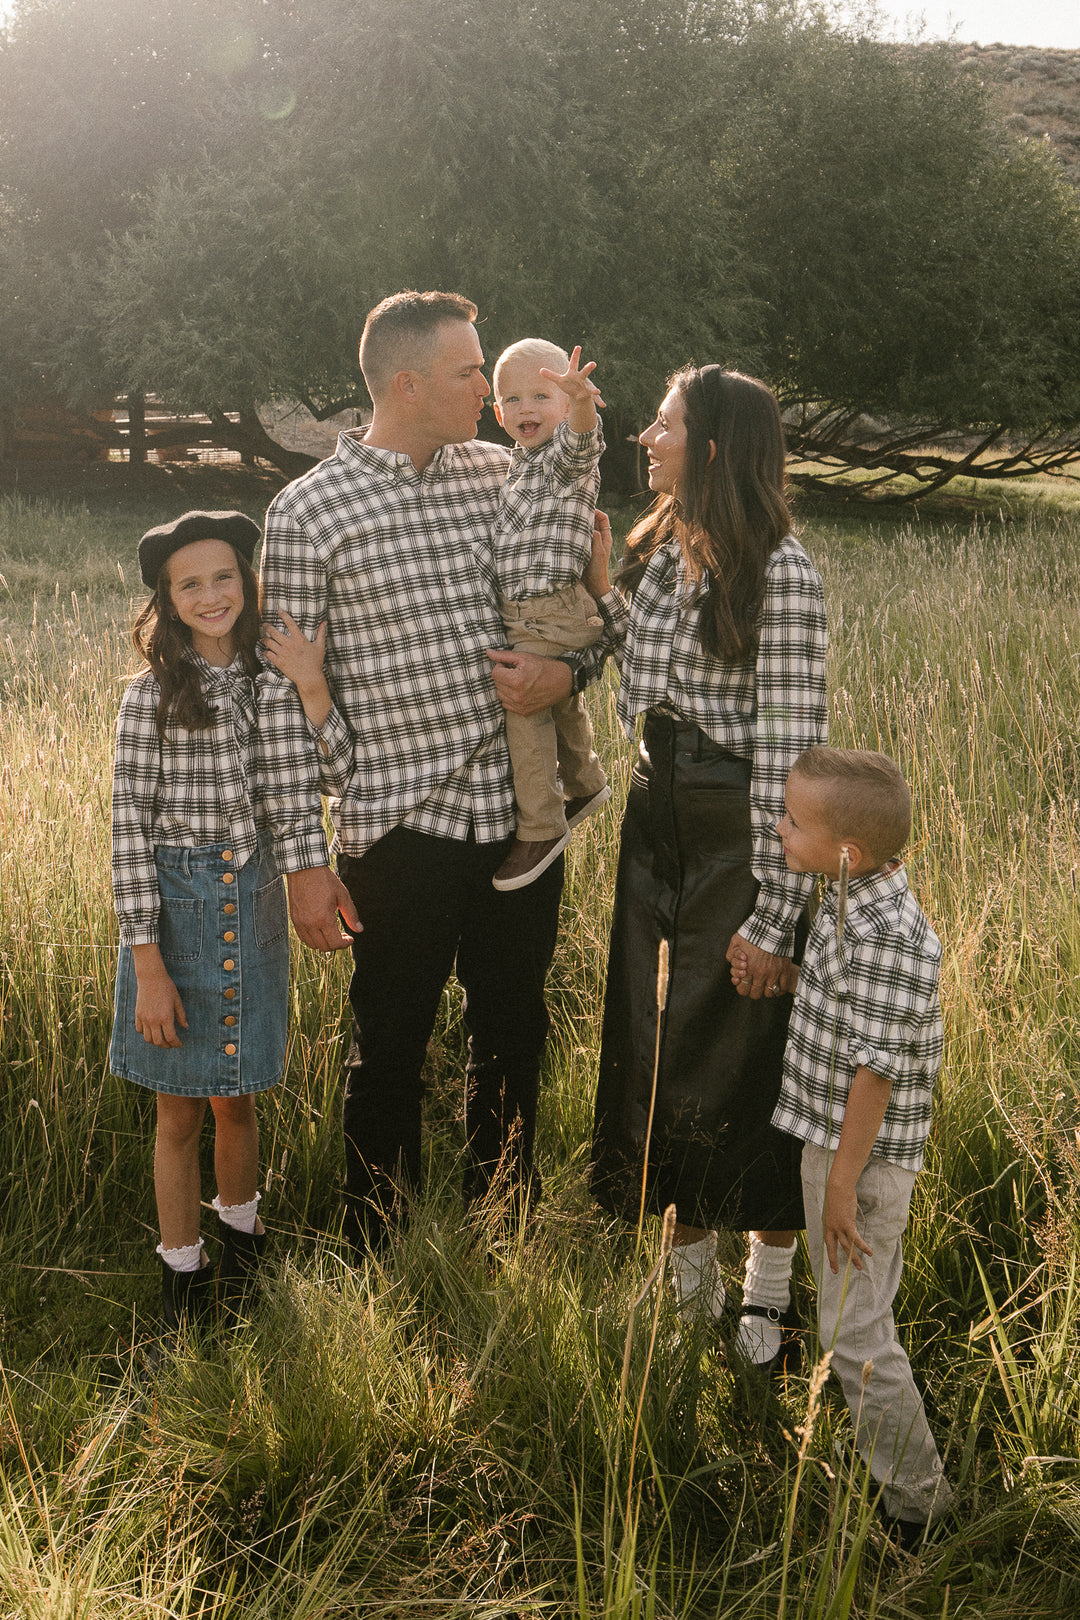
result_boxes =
[616,366,791,661]
[132,549,262,739]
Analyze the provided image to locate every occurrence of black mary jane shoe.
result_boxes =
[738,1302,802,1377]
[216,1219,267,1319]
[160,1256,214,1335]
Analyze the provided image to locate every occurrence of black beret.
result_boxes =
[138,510,262,589]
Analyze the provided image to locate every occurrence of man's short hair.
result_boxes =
[493,338,571,398]
[360,291,478,402]
[791,746,912,864]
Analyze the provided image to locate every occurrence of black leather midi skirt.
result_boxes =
[591,712,805,1232]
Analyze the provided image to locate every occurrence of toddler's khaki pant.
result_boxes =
[500,582,608,840]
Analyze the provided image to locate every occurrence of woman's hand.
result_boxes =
[726,932,797,999]
[584,510,613,599]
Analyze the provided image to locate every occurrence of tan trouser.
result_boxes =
[802,1143,953,1525]
[500,582,608,840]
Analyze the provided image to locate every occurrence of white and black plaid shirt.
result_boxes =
[494,420,603,600]
[772,863,944,1172]
[608,535,828,955]
[259,430,529,866]
[110,652,353,946]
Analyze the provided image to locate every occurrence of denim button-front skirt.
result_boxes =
[110,842,289,1097]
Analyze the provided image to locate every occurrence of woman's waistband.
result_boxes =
[643,709,750,769]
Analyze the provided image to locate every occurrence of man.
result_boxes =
[260,291,596,1251]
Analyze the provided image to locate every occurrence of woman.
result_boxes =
[588,365,828,1367]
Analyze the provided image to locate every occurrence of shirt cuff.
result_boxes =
[307,705,352,770]
[737,904,797,958]
[275,827,331,876]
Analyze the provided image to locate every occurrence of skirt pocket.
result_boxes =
[254,875,287,949]
[158,897,204,964]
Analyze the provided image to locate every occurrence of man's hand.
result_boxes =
[287,866,361,952]
[725,931,797,999]
[487,648,573,716]
[823,1168,874,1274]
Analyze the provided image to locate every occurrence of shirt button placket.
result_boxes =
[221,850,239,1085]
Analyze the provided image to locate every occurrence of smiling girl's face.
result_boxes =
[167,539,245,664]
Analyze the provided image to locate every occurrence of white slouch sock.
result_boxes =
[669,1231,726,1321]
[737,1234,796,1365]
[157,1240,205,1273]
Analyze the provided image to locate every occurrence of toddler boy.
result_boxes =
[489,339,610,891]
[771,745,953,1544]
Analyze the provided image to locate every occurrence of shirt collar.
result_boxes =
[823,859,907,909]
[184,647,247,687]
[336,426,459,480]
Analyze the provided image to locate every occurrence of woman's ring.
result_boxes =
[769,983,780,994]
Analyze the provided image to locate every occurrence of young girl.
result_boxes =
[110,510,346,1333]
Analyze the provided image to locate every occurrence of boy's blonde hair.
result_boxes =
[791,746,911,865]
[493,338,571,398]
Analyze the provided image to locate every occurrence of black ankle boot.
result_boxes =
[160,1256,213,1333]
[216,1219,267,1317]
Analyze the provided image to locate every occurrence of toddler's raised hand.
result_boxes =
[540,345,606,409]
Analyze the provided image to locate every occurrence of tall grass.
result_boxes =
[1,489,1079,1617]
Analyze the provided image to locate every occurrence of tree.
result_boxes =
[717,20,1080,494]
[2,0,1080,495]
[98,0,749,483]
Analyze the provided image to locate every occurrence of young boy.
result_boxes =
[488,339,610,891]
[770,746,953,1545]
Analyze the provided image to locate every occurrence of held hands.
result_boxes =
[726,932,799,999]
[823,1169,874,1274]
[287,866,361,952]
[540,344,606,410]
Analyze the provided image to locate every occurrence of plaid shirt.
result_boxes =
[494,420,603,600]
[110,652,353,946]
[259,430,525,867]
[772,862,944,1172]
[611,535,828,955]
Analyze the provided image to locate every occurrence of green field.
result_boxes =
[1,470,1079,1618]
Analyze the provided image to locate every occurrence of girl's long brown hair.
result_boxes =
[616,366,791,661]
[132,549,262,740]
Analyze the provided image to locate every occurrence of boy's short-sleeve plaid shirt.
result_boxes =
[772,862,944,1172]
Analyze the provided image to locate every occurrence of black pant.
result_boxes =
[337,826,563,1249]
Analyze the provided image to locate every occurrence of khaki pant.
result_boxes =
[802,1142,953,1525]
[500,582,608,840]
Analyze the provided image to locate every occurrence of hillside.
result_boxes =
[944,41,1080,187]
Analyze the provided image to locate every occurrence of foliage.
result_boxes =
[721,23,1080,494]
[1,0,1080,491]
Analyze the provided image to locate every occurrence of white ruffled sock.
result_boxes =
[157,1240,205,1273]
[213,1191,261,1234]
[737,1234,796,1365]
[669,1231,726,1321]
